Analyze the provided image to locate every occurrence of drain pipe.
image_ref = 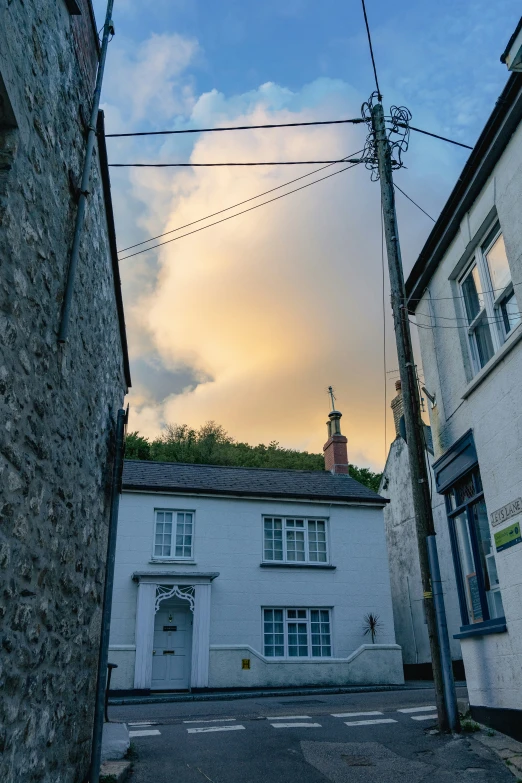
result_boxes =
[58,0,115,343]
[89,407,126,783]
[426,535,460,732]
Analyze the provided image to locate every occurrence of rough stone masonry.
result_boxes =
[0,1,130,781]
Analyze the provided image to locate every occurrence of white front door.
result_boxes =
[151,604,192,691]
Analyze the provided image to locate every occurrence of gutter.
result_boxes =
[405,73,522,308]
[97,110,132,389]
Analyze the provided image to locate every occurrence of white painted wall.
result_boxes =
[109,490,402,690]
[412,117,522,712]
[380,437,462,666]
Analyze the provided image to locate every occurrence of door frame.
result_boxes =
[132,571,219,691]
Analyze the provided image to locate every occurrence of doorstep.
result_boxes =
[99,760,132,783]
[108,680,467,706]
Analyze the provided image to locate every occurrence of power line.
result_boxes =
[399,123,473,150]
[409,279,522,303]
[106,118,365,138]
[118,150,364,252]
[118,160,362,260]
[109,158,363,168]
[394,183,435,222]
[361,0,382,101]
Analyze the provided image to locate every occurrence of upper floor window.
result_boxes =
[459,223,521,374]
[263,517,328,563]
[154,510,193,560]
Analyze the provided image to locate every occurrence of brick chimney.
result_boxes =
[323,406,349,475]
[390,380,404,437]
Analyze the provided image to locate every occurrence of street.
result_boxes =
[110,687,514,782]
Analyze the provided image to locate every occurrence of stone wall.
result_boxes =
[0,2,128,781]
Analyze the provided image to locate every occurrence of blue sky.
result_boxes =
[92,0,520,469]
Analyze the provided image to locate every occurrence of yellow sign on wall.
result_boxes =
[242,658,251,670]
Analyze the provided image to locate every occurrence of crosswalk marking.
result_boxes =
[187,725,246,734]
[271,722,322,728]
[397,706,436,713]
[411,714,438,721]
[183,718,236,724]
[344,718,397,726]
[265,715,311,720]
[332,711,383,718]
[129,729,161,737]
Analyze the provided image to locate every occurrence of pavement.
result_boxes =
[108,685,518,782]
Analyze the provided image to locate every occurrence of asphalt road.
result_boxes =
[110,687,513,783]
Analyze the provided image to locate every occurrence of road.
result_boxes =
[110,686,513,783]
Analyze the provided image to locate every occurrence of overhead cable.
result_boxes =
[394,183,436,221]
[118,150,364,252]
[106,118,365,138]
[399,123,473,150]
[118,161,362,260]
[360,0,382,101]
[109,158,363,168]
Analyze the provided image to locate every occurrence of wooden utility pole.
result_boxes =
[371,101,458,733]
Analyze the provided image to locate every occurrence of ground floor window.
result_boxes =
[445,468,504,626]
[263,608,332,658]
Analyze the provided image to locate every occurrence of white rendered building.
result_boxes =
[108,409,403,692]
[405,64,522,738]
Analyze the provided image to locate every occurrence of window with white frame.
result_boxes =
[263,517,328,563]
[154,510,193,559]
[263,608,332,657]
[459,222,521,374]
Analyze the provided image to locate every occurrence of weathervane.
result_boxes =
[327,385,336,412]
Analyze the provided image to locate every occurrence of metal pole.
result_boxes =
[89,408,126,783]
[58,0,115,343]
[371,101,458,733]
[427,535,459,731]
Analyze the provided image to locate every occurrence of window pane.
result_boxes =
[473,316,494,368]
[154,545,162,556]
[500,290,521,334]
[485,233,511,293]
[454,512,482,623]
[462,265,483,323]
[470,500,504,620]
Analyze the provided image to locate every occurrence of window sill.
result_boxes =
[462,322,522,400]
[260,562,336,570]
[454,618,507,639]
[149,559,196,565]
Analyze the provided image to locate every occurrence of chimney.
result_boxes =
[391,380,404,437]
[323,403,349,475]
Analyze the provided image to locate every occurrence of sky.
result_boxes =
[92,0,519,470]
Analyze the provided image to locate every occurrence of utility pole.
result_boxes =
[371,101,459,733]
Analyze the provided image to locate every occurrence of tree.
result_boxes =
[124,431,151,460]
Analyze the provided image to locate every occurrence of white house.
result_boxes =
[379,382,463,679]
[108,407,403,692]
[404,61,522,738]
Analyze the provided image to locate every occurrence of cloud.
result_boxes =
[102,31,474,470]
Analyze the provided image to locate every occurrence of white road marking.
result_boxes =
[411,714,438,721]
[265,715,311,720]
[271,722,322,728]
[183,718,236,724]
[332,711,383,718]
[187,725,246,734]
[129,729,161,737]
[397,706,437,713]
[128,721,157,726]
[344,718,397,726]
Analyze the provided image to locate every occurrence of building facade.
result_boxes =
[405,69,522,738]
[379,383,463,678]
[109,411,403,692]
[0,2,130,781]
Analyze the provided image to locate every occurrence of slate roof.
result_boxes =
[122,460,386,505]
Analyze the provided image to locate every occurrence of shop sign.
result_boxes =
[491,498,522,527]
[494,521,522,553]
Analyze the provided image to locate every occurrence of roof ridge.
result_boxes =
[124,459,342,477]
